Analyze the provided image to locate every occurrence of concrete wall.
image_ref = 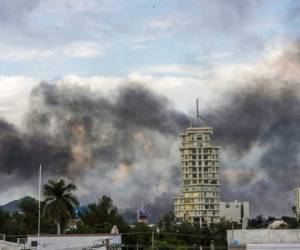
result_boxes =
[0,240,22,250]
[247,243,300,249]
[227,230,300,245]
[27,234,121,250]
[228,245,246,250]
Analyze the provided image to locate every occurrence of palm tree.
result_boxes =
[43,179,79,234]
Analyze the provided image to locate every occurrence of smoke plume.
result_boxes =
[1,43,300,218]
[208,43,300,216]
[0,82,189,212]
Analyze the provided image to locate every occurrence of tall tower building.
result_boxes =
[174,104,220,225]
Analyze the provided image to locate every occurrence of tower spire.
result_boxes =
[196,98,206,126]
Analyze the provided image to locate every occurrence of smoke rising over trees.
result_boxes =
[1,43,300,216]
[0,83,189,210]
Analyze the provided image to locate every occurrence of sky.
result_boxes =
[1,0,300,217]
[0,0,298,78]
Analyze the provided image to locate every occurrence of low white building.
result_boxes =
[220,200,249,226]
[0,234,121,250]
[0,240,22,250]
[227,229,300,250]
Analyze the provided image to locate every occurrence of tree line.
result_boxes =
[0,178,299,249]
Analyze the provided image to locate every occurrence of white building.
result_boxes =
[228,229,300,250]
[220,200,250,226]
[0,234,121,250]
[174,124,221,225]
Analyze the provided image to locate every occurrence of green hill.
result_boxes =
[0,196,35,214]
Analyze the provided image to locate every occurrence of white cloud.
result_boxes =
[195,52,232,62]
[131,44,148,51]
[140,41,300,90]
[132,17,179,45]
[64,41,105,58]
[0,76,39,125]
[0,44,54,62]
[0,41,106,62]
[57,75,122,91]
[57,73,228,116]
[47,0,118,12]
[142,64,209,78]
[147,19,175,30]
[1,41,299,127]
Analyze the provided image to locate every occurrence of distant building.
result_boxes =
[174,121,221,225]
[137,201,148,224]
[220,200,250,226]
[74,205,90,219]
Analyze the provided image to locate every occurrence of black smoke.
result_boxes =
[0,83,189,204]
[207,85,300,215]
[2,44,300,217]
[0,118,71,181]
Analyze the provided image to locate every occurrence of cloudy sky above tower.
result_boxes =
[1,0,300,217]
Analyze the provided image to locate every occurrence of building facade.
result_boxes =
[174,126,220,224]
[220,200,250,226]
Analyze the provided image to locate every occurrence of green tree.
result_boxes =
[247,215,269,229]
[156,213,243,248]
[210,218,241,246]
[292,206,297,219]
[18,197,56,234]
[43,179,79,234]
[158,212,176,231]
[78,195,129,233]
[0,209,11,234]
[130,223,152,247]
[157,213,200,247]
[282,216,299,229]
[18,197,38,234]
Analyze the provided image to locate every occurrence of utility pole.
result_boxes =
[38,164,42,250]
[151,231,154,249]
[231,219,235,244]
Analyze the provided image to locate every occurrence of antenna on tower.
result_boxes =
[196,98,206,126]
